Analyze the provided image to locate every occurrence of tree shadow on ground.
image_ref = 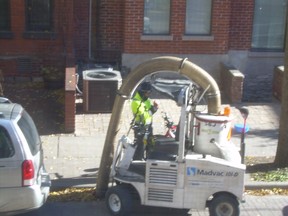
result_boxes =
[3,82,65,135]
[246,162,277,173]
[245,156,278,173]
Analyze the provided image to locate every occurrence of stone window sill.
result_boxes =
[182,35,214,41]
[141,35,173,41]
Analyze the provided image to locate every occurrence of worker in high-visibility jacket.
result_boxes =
[131,82,159,160]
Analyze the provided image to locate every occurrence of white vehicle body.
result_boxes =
[0,100,50,215]
[106,77,246,216]
[112,137,245,210]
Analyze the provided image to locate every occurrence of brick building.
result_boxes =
[0,0,286,101]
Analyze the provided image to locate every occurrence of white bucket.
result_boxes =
[193,114,232,158]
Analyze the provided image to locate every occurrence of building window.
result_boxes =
[0,0,10,31]
[143,0,170,35]
[185,0,212,35]
[26,0,53,32]
[252,0,287,51]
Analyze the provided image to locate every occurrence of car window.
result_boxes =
[17,110,40,156]
[0,126,14,158]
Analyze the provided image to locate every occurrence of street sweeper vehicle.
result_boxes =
[104,59,246,216]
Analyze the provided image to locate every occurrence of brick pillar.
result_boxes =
[221,63,245,103]
[272,66,284,101]
[64,67,76,133]
[229,70,244,103]
[63,0,76,133]
[0,69,4,96]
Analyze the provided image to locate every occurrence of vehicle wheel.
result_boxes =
[105,185,133,216]
[209,194,239,216]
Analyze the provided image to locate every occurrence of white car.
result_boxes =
[0,99,51,215]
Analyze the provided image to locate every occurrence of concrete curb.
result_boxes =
[245,182,288,190]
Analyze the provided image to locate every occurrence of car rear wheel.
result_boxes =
[105,185,133,216]
[209,194,239,216]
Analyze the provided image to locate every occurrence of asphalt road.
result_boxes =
[19,195,288,216]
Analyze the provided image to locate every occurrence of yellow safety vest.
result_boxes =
[131,92,153,125]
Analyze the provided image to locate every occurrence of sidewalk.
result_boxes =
[41,98,283,189]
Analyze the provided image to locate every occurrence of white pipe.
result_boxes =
[88,0,92,59]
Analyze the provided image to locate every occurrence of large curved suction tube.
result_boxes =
[95,56,221,197]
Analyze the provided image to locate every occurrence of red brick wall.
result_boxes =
[123,0,232,54]
[229,0,254,50]
[94,0,255,59]
[0,0,257,75]
[74,0,90,61]
[93,0,124,63]
[0,0,75,77]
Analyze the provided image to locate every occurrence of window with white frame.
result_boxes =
[252,0,287,51]
[143,0,170,35]
[185,0,212,35]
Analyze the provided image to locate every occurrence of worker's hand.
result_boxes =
[143,133,148,146]
[153,100,159,109]
[152,100,159,113]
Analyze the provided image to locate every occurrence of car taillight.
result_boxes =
[22,160,35,186]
